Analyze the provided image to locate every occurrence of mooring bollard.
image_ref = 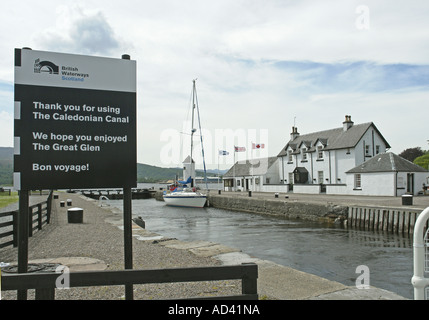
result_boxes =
[402,194,413,206]
[275,193,279,198]
[248,191,252,197]
[67,207,84,223]
[218,190,221,195]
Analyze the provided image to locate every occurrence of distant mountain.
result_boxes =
[137,163,182,182]
[137,163,223,182]
[0,147,224,185]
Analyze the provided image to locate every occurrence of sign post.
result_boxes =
[14,48,137,299]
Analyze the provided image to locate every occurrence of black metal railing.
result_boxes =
[0,190,53,249]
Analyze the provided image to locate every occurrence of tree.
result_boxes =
[399,147,425,162]
[414,153,429,170]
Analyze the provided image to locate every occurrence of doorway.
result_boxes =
[407,173,414,194]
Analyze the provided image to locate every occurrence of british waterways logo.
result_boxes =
[34,58,59,74]
[34,58,89,82]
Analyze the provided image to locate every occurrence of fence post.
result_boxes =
[13,210,18,247]
[35,288,55,300]
[17,190,30,300]
[37,203,42,230]
[241,263,258,297]
[28,206,33,237]
[46,190,53,224]
[411,207,429,300]
[123,187,133,300]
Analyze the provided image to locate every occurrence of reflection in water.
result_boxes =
[108,198,414,299]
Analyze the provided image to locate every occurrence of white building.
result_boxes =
[223,157,280,192]
[182,155,195,182]
[345,152,428,196]
[277,115,392,194]
[222,115,429,196]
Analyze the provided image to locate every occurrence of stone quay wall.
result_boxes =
[206,194,348,224]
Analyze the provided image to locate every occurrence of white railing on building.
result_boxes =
[411,207,429,300]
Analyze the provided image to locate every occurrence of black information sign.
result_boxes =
[14,48,137,189]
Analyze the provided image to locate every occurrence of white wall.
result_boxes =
[260,184,290,192]
[293,184,321,194]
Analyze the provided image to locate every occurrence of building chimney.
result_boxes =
[290,126,300,141]
[343,115,354,131]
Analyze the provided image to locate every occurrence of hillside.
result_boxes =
[0,147,13,186]
[0,147,221,185]
[137,163,182,182]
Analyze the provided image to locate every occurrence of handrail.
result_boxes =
[411,206,429,300]
[1,263,258,300]
[0,190,53,249]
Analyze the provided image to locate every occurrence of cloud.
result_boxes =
[0,0,428,166]
[219,1,429,65]
[37,6,122,56]
[0,81,13,113]
[272,61,429,93]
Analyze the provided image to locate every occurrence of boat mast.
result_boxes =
[189,79,208,190]
[194,82,209,190]
[190,79,197,187]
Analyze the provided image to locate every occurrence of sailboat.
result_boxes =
[163,79,208,208]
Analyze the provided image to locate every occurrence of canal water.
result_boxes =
[108,197,415,299]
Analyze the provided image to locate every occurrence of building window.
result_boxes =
[365,145,370,156]
[318,171,324,184]
[288,172,294,184]
[317,146,323,160]
[376,145,380,154]
[302,148,307,161]
[288,150,293,163]
[354,174,362,189]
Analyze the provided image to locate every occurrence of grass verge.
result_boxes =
[0,192,19,209]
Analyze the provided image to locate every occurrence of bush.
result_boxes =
[413,153,429,170]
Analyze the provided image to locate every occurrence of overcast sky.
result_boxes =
[1,0,428,170]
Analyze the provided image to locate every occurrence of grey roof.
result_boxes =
[277,122,391,157]
[182,156,195,163]
[223,157,278,177]
[347,152,428,173]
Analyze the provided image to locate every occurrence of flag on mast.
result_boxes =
[234,146,246,152]
[252,143,265,149]
[219,150,229,156]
